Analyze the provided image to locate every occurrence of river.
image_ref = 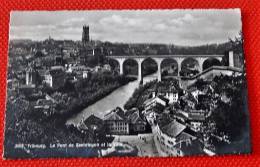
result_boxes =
[67,72,158,126]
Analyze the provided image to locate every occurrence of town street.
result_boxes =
[151,126,169,157]
[112,134,159,157]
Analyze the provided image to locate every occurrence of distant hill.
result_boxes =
[9,37,232,55]
[10,39,32,44]
[101,41,232,55]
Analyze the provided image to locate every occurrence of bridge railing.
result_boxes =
[180,66,242,80]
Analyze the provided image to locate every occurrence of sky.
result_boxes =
[9,9,242,46]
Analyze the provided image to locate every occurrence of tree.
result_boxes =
[229,31,244,56]
[229,31,246,71]
[208,75,248,141]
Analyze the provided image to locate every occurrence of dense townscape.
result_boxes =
[4,25,251,158]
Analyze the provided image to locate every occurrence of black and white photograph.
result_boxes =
[3,9,251,159]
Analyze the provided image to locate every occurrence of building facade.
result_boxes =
[44,69,66,89]
[156,120,198,156]
[26,67,37,86]
[104,107,129,135]
[128,111,147,133]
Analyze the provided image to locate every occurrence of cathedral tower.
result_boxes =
[82,25,89,45]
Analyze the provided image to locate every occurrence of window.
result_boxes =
[168,140,173,145]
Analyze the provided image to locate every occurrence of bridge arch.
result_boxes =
[180,57,200,77]
[141,57,159,80]
[123,58,138,76]
[108,58,120,73]
[202,57,222,71]
[160,58,178,78]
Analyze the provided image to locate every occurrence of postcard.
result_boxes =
[3,9,251,159]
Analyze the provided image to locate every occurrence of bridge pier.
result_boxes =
[138,60,143,83]
[117,58,126,75]
[154,58,163,82]
[158,64,161,82]
[176,58,184,76]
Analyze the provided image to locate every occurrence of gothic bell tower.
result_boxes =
[82,25,89,47]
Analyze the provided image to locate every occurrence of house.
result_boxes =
[128,110,147,134]
[187,111,205,132]
[156,113,174,128]
[103,64,111,71]
[16,70,26,80]
[37,69,47,81]
[77,115,106,142]
[95,66,102,72]
[174,112,188,124]
[179,67,199,77]
[7,80,12,89]
[180,93,197,109]
[124,107,139,117]
[143,95,169,109]
[34,99,56,115]
[156,119,200,156]
[67,65,88,74]
[190,89,205,102]
[44,69,66,89]
[143,103,165,125]
[9,78,20,89]
[172,102,182,111]
[142,95,169,125]
[42,56,55,70]
[174,139,204,156]
[157,84,180,104]
[50,65,65,71]
[83,71,89,79]
[104,107,129,135]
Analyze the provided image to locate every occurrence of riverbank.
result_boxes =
[67,72,159,125]
[63,76,136,122]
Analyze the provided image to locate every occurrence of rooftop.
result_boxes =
[45,69,65,76]
[160,120,187,138]
[175,139,204,156]
[175,132,196,143]
[188,113,205,121]
[128,111,146,124]
[78,114,105,131]
[84,115,105,130]
[104,107,128,122]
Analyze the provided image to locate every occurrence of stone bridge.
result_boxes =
[108,51,234,82]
